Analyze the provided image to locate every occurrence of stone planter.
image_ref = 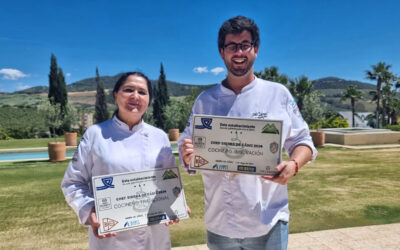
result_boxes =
[310,130,325,147]
[168,129,180,141]
[64,132,78,146]
[48,142,66,162]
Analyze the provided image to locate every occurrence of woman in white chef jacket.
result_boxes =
[61,72,178,250]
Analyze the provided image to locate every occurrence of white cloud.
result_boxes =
[210,67,225,75]
[193,66,208,73]
[16,83,31,91]
[0,68,29,80]
[66,73,71,77]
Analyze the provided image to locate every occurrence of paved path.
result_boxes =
[172,223,400,250]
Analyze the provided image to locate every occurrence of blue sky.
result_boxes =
[0,0,399,92]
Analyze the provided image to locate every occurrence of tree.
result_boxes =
[153,63,169,130]
[48,54,69,133]
[301,91,327,125]
[388,80,400,125]
[381,76,400,125]
[289,76,315,112]
[164,90,200,131]
[57,68,68,116]
[94,67,109,123]
[365,62,394,128]
[48,54,58,105]
[38,99,64,142]
[38,99,78,142]
[341,85,363,127]
[254,66,289,86]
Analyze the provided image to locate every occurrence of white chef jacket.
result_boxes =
[178,77,317,239]
[61,116,176,250]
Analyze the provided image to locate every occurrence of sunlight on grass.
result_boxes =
[0,147,399,248]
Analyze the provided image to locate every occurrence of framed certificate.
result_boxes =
[190,115,283,175]
[92,167,189,235]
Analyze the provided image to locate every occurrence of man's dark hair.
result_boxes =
[218,16,260,51]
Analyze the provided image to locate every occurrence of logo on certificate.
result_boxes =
[162,169,178,180]
[96,177,115,191]
[261,123,279,134]
[194,155,209,168]
[194,136,206,148]
[270,142,279,154]
[195,118,213,129]
[102,218,118,231]
[173,186,181,197]
[98,197,112,211]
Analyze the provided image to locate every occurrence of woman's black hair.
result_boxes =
[113,72,153,103]
[113,72,153,117]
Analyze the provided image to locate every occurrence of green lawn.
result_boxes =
[0,137,78,149]
[0,147,399,249]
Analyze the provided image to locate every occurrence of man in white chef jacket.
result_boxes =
[179,16,317,250]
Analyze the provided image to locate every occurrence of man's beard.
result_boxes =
[225,56,255,77]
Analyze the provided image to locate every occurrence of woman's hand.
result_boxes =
[89,207,117,239]
[179,139,194,166]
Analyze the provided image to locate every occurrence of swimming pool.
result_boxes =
[0,148,76,162]
[0,142,178,162]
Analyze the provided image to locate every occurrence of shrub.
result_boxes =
[0,129,12,140]
[384,124,400,131]
[310,115,349,129]
[0,106,46,139]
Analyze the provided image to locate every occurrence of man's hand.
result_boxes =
[179,139,194,166]
[261,160,298,185]
[165,206,192,226]
[89,207,117,239]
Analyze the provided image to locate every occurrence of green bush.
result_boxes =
[0,129,12,140]
[384,124,400,131]
[310,115,349,129]
[0,106,46,139]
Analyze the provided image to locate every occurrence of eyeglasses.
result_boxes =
[223,41,254,53]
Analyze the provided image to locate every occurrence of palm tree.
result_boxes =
[254,66,289,86]
[341,85,363,127]
[387,79,400,125]
[365,62,393,128]
[289,76,315,112]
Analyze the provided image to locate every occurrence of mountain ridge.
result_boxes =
[14,75,375,96]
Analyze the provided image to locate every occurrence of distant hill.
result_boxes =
[17,73,216,97]
[11,75,381,112]
[313,77,376,112]
[313,77,375,90]
[15,86,49,94]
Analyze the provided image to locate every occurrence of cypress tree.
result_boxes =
[57,67,69,132]
[158,63,169,107]
[48,54,69,133]
[48,54,58,105]
[153,85,162,128]
[94,67,109,123]
[153,63,169,130]
[57,67,68,109]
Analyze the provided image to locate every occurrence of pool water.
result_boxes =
[0,142,178,162]
[0,148,76,162]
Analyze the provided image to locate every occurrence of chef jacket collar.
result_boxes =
[219,76,258,95]
[112,115,144,133]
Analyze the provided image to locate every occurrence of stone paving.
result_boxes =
[172,223,400,250]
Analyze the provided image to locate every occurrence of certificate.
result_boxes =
[190,115,283,175]
[92,167,189,235]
